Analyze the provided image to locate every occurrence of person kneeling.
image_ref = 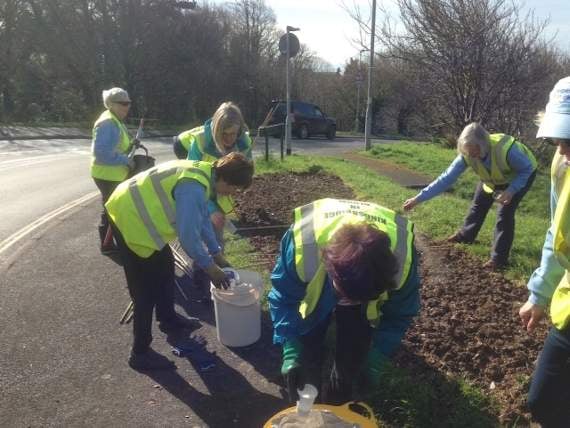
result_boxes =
[269,198,421,404]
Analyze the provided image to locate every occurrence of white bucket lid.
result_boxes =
[210,280,262,306]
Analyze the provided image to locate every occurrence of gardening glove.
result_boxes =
[213,253,231,269]
[364,347,391,390]
[205,263,231,289]
[281,339,304,403]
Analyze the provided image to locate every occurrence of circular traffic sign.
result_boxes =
[279,33,300,57]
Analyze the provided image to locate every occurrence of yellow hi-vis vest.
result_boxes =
[292,198,414,325]
[179,125,251,216]
[105,160,215,258]
[463,134,537,193]
[90,110,132,181]
[178,126,202,153]
[180,125,252,162]
[549,151,570,330]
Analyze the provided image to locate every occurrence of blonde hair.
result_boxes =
[211,102,247,152]
[457,122,490,157]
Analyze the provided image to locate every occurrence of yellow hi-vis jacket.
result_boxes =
[463,134,537,193]
[550,151,570,330]
[292,198,414,325]
[90,110,131,181]
[179,124,252,162]
[105,160,215,258]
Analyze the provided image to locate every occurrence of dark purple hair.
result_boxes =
[321,223,398,301]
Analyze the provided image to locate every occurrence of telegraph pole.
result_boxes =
[364,0,376,150]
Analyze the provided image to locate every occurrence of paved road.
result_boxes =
[0,134,375,427]
[0,135,371,249]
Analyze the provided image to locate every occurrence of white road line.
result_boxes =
[0,191,99,255]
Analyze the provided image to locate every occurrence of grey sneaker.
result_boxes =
[128,349,176,371]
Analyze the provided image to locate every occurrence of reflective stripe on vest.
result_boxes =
[105,160,214,258]
[292,198,414,323]
[463,134,537,193]
[90,110,131,181]
[550,151,570,329]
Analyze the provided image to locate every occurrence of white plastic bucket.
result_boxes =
[210,269,264,347]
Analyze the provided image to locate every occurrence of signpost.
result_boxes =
[279,27,300,155]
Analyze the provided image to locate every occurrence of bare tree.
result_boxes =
[382,0,558,135]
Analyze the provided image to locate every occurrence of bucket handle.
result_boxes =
[342,401,376,422]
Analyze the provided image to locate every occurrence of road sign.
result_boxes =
[279,33,300,57]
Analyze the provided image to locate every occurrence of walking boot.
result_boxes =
[128,348,176,371]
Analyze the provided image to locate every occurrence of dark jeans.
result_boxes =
[527,326,570,427]
[93,178,121,246]
[458,171,536,265]
[298,304,372,405]
[110,221,177,354]
[173,136,188,160]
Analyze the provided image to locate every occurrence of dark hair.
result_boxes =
[214,152,254,188]
[322,223,399,301]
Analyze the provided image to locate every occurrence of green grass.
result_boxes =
[363,142,551,281]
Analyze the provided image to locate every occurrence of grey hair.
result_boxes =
[211,102,246,152]
[457,122,490,157]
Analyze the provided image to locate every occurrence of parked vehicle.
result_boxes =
[265,100,336,140]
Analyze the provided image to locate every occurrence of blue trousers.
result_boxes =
[527,326,570,427]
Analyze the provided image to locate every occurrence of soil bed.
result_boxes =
[234,170,549,426]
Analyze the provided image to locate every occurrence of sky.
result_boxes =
[209,0,570,69]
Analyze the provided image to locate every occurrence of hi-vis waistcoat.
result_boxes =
[292,198,414,325]
[178,125,252,162]
[549,151,570,330]
[105,160,215,258]
[91,110,131,181]
[178,124,251,215]
[463,134,537,193]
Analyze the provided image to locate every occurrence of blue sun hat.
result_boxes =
[537,76,570,139]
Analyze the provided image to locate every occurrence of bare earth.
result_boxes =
[233,170,549,426]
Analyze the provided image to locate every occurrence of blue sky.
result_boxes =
[209,0,570,68]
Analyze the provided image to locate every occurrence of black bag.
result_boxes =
[130,154,156,176]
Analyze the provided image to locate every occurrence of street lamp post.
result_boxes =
[364,0,376,150]
[285,26,300,155]
[354,49,367,133]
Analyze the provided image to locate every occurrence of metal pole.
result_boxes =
[364,0,376,151]
[285,29,292,155]
[354,51,363,133]
[264,130,269,162]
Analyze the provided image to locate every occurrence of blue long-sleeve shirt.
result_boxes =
[526,181,565,306]
[268,228,421,358]
[415,145,535,203]
[173,179,221,269]
[92,119,130,166]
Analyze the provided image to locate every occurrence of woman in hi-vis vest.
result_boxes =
[174,102,253,286]
[403,122,537,270]
[519,77,570,427]
[90,87,135,254]
[105,152,254,371]
[269,199,420,404]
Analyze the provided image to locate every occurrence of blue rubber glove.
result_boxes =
[281,339,303,402]
[365,347,391,390]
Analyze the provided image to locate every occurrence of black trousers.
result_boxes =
[299,304,372,405]
[459,171,536,265]
[110,222,177,354]
[93,178,121,246]
[172,136,188,160]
